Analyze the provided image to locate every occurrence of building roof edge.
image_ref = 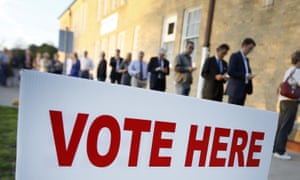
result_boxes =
[57,0,77,20]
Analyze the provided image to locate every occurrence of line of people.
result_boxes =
[201,37,300,161]
[94,48,170,92]
[201,38,256,106]
[0,48,63,87]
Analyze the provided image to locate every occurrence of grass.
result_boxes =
[0,106,17,180]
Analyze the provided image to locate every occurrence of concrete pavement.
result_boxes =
[1,85,300,179]
[269,151,300,180]
[0,86,19,107]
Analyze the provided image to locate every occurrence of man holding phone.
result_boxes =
[226,38,256,106]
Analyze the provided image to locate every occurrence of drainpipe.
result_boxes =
[196,0,216,98]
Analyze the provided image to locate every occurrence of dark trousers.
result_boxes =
[228,95,246,106]
[98,77,106,82]
[212,94,223,102]
[81,70,90,79]
[110,73,121,84]
[182,83,191,96]
[273,100,298,154]
[0,64,8,86]
[151,78,166,92]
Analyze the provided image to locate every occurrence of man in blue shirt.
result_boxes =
[128,51,148,88]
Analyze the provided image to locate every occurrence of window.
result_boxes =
[112,0,117,10]
[104,0,109,16]
[94,40,100,78]
[120,0,126,6]
[181,7,201,62]
[94,41,100,60]
[97,0,102,20]
[168,23,175,35]
[101,38,108,54]
[163,42,174,67]
[72,3,88,36]
[109,35,116,57]
[264,0,275,6]
[162,15,177,42]
[161,15,177,65]
[132,26,140,58]
[118,32,126,52]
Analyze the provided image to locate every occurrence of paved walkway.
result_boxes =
[269,151,300,179]
[1,85,300,179]
[0,86,19,107]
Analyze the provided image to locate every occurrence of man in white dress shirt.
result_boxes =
[80,50,94,79]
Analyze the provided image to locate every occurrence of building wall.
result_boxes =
[59,0,300,141]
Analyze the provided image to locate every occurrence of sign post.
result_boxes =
[58,29,74,74]
[16,71,278,180]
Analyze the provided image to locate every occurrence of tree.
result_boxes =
[28,43,58,59]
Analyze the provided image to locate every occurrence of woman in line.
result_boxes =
[273,50,300,160]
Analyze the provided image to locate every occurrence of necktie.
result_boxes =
[158,60,163,79]
[218,60,223,74]
[242,56,249,84]
[139,61,143,80]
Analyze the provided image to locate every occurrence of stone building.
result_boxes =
[59,0,300,143]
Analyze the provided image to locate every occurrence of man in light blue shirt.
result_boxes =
[128,51,148,88]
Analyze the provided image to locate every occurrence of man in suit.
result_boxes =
[97,51,107,81]
[226,38,256,106]
[148,48,170,92]
[201,44,230,102]
[109,49,123,84]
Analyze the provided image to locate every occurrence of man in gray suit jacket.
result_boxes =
[174,41,197,96]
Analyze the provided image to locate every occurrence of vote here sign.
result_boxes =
[16,70,278,180]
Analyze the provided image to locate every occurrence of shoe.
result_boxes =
[273,152,292,160]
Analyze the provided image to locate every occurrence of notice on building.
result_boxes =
[16,70,278,180]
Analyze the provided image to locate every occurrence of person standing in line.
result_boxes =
[273,50,300,160]
[118,52,132,86]
[40,52,51,73]
[109,49,123,84]
[66,54,73,75]
[226,38,256,106]
[69,52,81,77]
[51,53,63,74]
[80,50,94,79]
[0,48,10,86]
[33,52,42,71]
[23,49,33,69]
[174,41,197,96]
[201,44,230,102]
[148,48,170,92]
[128,51,148,88]
[97,51,107,82]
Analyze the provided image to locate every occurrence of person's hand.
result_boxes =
[215,74,224,81]
[247,74,256,80]
[188,66,196,72]
[156,67,161,71]
[223,73,230,80]
[161,68,168,73]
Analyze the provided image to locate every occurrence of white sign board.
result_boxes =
[16,71,278,180]
[100,13,118,35]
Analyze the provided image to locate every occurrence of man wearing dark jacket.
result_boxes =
[148,48,170,92]
[201,44,230,102]
[97,51,107,81]
[226,38,256,106]
[109,49,123,84]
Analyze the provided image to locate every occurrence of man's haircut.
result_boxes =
[217,44,230,52]
[242,38,256,47]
